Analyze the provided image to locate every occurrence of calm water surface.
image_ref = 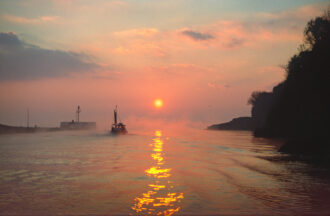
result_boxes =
[1,129,330,215]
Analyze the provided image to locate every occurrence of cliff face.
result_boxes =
[208,117,255,131]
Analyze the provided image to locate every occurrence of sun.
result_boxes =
[154,99,163,108]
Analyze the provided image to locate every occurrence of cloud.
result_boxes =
[177,4,324,50]
[207,19,301,50]
[0,32,100,81]
[2,14,60,24]
[257,5,324,23]
[113,40,167,57]
[113,28,159,38]
[245,4,326,33]
[182,30,214,41]
[208,82,230,90]
[225,37,245,48]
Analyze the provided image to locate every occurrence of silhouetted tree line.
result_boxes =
[249,11,330,154]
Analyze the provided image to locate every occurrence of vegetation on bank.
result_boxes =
[249,11,330,155]
[208,117,255,131]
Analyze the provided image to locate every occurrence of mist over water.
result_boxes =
[1,128,330,215]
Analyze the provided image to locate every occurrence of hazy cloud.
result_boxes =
[247,4,326,31]
[182,30,214,41]
[113,28,159,38]
[208,82,231,90]
[0,32,100,81]
[225,38,245,48]
[2,14,59,24]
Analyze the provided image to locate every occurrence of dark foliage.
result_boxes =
[208,117,255,131]
[249,12,330,154]
[248,91,273,130]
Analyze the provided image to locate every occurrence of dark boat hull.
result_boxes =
[110,127,127,135]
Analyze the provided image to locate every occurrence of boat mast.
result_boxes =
[114,106,118,125]
[27,108,29,128]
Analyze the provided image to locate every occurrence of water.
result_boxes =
[1,128,330,215]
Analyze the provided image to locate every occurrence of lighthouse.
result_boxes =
[76,106,81,122]
[60,106,96,130]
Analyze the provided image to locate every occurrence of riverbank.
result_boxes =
[207,117,255,131]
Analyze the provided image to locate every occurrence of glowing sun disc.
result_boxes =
[154,99,163,108]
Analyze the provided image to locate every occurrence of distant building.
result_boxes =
[60,106,96,130]
[60,120,96,130]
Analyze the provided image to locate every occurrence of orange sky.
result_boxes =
[0,0,328,129]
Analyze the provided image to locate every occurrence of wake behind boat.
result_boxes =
[110,106,127,135]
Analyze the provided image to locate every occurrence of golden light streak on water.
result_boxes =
[145,167,171,178]
[151,153,164,164]
[155,130,162,137]
[131,130,184,215]
[149,184,166,190]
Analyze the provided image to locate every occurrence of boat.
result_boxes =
[110,106,127,135]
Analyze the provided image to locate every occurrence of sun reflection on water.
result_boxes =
[131,130,184,215]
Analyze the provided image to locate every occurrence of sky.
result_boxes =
[0,0,329,129]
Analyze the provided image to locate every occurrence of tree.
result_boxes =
[304,11,330,49]
[247,91,263,106]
